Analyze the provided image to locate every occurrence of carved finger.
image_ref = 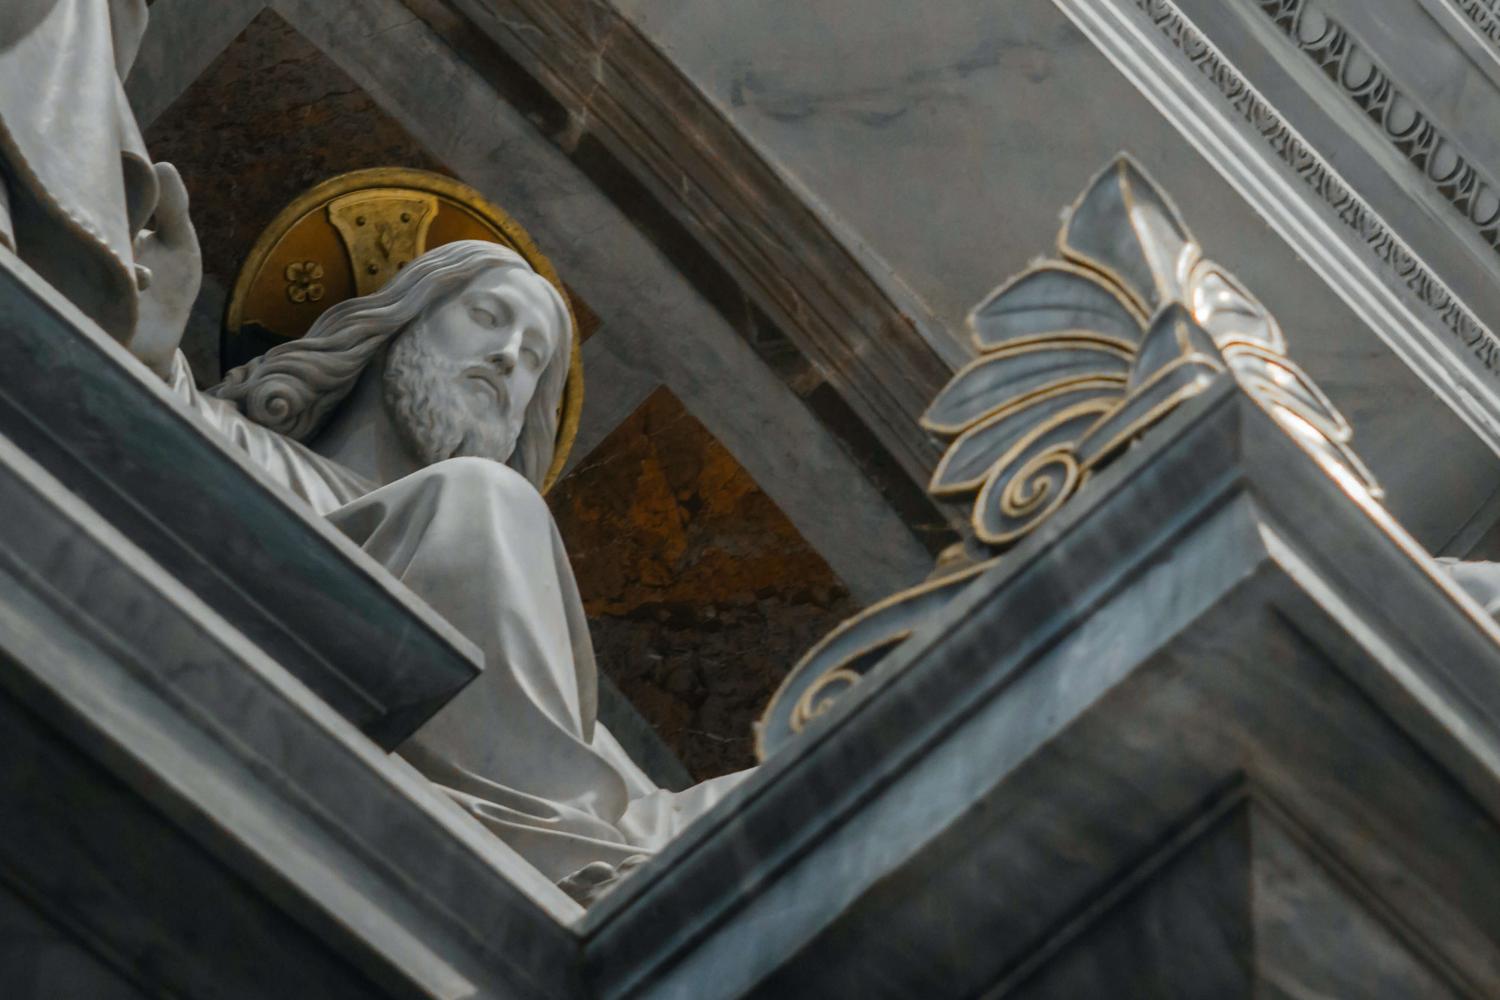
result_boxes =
[151,161,199,254]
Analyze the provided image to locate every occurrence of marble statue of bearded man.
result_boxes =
[167,240,748,896]
[1,0,744,903]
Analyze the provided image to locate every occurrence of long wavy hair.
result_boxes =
[211,240,572,488]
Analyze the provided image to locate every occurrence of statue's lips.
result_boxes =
[463,366,510,413]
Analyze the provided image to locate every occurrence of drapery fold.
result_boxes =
[171,353,747,882]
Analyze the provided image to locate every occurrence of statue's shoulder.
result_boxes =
[416,456,548,510]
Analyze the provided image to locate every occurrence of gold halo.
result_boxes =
[224,167,583,492]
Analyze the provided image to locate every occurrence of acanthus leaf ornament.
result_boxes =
[757,155,1380,760]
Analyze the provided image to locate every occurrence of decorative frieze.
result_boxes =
[1451,0,1500,48]
[1256,1,1500,252]
[1131,0,1500,379]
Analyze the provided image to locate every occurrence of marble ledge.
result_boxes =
[0,247,481,749]
[0,409,582,998]
[581,382,1500,998]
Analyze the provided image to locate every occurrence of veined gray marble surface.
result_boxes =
[0,880,149,999]
[607,0,1500,555]
[124,0,264,127]
[12,3,1500,996]
[582,381,1500,998]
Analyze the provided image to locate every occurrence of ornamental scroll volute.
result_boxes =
[756,155,1381,759]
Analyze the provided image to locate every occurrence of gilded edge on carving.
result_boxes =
[753,560,995,760]
[757,154,1381,760]
[928,377,1128,494]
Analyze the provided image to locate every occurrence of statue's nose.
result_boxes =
[488,350,516,375]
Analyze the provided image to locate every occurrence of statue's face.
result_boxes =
[383,265,563,467]
[417,265,560,436]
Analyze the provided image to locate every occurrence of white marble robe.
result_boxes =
[0,0,159,340]
[167,354,748,883]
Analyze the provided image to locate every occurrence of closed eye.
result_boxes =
[470,307,497,328]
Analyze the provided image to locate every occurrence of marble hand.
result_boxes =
[128,162,202,379]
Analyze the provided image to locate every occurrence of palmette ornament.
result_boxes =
[758,155,1379,759]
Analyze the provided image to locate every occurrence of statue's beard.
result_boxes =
[382,333,521,467]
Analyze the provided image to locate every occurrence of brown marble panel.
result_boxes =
[144,9,452,382]
[550,388,855,779]
[145,8,450,300]
[143,8,600,380]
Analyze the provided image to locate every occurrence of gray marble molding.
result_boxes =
[0,406,582,997]
[1054,0,1500,455]
[418,0,959,486]
[578,381,1500,997]
[0,248,480,749]
[123,0,264,127]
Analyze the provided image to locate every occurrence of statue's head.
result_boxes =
[212,240,572,489]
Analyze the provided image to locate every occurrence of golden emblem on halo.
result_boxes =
[326,190,436,295]
[283,260,325,304]
[225,167,584,492]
